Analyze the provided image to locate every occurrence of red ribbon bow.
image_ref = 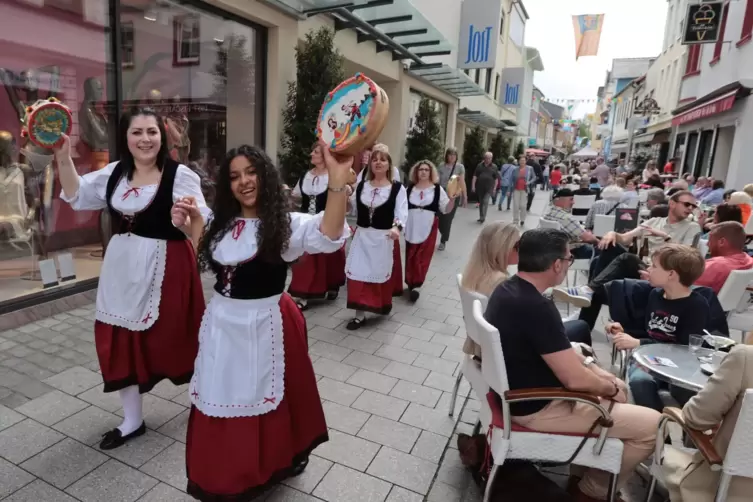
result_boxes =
[121,187,141,200]
[232,220,246,240]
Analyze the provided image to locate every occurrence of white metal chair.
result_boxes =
[470,300,624,502]
[716,268,753,341]
[638,190,649,205]
[593,214,616,238]
[448,274,491,434]
[573,195,597,223]
[645,390,753,502]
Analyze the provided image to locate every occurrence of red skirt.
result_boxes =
[405,217,438,289]
[186,294,328,501]
[391,239,404,297]
[287,246,346,299]
[95,239,204,394]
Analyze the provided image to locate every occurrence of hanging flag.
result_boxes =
[572,14,604,60]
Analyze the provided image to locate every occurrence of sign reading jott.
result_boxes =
[499,67,524,108]
[682,2,723,45]
[457,0,502,69]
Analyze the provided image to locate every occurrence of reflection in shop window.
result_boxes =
[121,22,135,68]
[173,14,200,66]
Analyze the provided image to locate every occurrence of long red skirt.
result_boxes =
[95,239,204,393]
[391,239,404,297]
[405,218,438,289]
[287,246,346,299]
[186,294,328,501]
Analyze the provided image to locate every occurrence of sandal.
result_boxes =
[346,317,366,330]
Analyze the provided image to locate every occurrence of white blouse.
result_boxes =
[59,161,209,331]
[190,212,350,419]
[405,185,451,244]
[291,170,328,198]
[346,181,408,283]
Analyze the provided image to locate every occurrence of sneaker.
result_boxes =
[438,242,446,251]
[552,286,594,308]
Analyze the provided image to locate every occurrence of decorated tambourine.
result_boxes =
[316,73,389,157]
[21,97,72,149]
[446,175,462,199]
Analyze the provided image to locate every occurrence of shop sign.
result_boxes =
[499,67,524,108]
[671,91,737,126]
[457,0,502,69]
[682,2,723,45]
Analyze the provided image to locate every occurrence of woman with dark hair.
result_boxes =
[175,144,351,500]
[53,107,207,450]
[404,160,454,301]
[345,144,408,329]
[437,147,466,250]
[286,143,349,310]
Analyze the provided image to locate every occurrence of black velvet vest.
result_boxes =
[299,176,328,214]
[355,180,401,230]
[407,184,441,213]
[105,159,186,240]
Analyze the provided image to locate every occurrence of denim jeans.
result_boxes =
[628,363,695,412]
[564,319,592,346]
[497,185,510,209]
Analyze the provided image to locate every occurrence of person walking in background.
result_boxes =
[437,147,466,251]
[498,156,516,210]
[549,164,563,192]
[541,163,550,191]
[471,152,498,224]
[510,155,536,227]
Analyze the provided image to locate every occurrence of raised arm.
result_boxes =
[54,135,112,210]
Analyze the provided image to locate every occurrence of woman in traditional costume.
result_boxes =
[54,107,207,450]
[175,144,351,501]
[345,144,408,330]
[287,143,348,310]
[403,160,454,302]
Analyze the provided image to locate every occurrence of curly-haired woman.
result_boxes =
[345,144,408,329]
[173,144,351,500]
[54,107,207,451]
[404,160,454,301]
[286,143,349,310]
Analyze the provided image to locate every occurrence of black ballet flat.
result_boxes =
[295,300,309,312]
[409,289,420,302]
[99,422,146,450]
[326,290,339,301]
[346,317,366,330]
[291,456,309,476]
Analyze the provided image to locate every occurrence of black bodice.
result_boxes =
[213,256,288,300]
[298,175,328,214]
[407,184,441,213]
[355,180,401,230]
[105,159,187,241]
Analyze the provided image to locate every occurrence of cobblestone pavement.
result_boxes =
[0,191,658,501]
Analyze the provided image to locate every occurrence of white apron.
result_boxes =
[346,227,393,283]
[405,209,436,244]
[189,293,285,418]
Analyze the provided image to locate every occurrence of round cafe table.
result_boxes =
[631,344,711,392]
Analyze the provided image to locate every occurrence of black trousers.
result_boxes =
[578,245,647,330]
[438,201,459,244]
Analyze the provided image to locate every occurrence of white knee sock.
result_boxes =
[118,385,143,435]
[355,309,365,320]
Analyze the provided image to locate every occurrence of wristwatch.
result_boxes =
[582,356,595,367]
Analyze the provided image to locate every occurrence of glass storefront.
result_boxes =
[0,0,266,309]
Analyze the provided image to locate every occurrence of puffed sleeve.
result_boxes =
[281,212,352,262]
[59,161,117,211]
[174,165,211,221]
[392,166,402,183]
[291,178,302,197]
[394,185,409,227]
[438,186,450,213]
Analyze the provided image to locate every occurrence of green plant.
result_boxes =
[279,27,345,184]
[403,96,444,175]
[462,126,485,201]
[489,131,509,166]
[514,140,525,159]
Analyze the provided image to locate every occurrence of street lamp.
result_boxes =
[627,96,661,164]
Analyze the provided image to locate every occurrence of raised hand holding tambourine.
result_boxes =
[22,98,73,150]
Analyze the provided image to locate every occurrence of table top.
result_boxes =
[632,344,710,391]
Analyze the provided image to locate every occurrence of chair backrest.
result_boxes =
[471,299,510,396]
[698,238,709,259]
[593,214,615,237]
[573,195,596,210]
[624,197,640,209]
[538,218,561,230]
[723,389,753,479]
[716,268,753,312]
[456,274,489,345]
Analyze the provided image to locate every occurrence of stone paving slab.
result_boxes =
[0,191,660,501]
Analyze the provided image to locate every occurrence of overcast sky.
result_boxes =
[523,0,668,118]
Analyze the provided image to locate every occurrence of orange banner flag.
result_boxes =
[573,14,605,60]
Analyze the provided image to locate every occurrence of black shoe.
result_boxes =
[409,289,420,302]
[438,242,446,251]
[99,422,146,450]
[326,290,339,301]
[346,317,366,330]
[292,456,309,476]
[295,300,309,311]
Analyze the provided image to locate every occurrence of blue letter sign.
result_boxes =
[464,24,493,64]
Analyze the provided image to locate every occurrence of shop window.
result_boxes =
[0,0,117,305]
[173,14,200,66]
[739,0,753,46]
[474,69,480,84]
[121,22,135,68]
[494,73,500,100]
[484,69,492,94]
[684,44,701,76]
[711,2,729,64]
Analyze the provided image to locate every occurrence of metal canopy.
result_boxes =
[263,0,453,64]
[407,63,485,98]
[457,109,513,130]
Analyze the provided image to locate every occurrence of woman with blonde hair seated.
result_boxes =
[461,222,521,357]
[727,191,752,226]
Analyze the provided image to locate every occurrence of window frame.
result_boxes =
[173,13,201,67]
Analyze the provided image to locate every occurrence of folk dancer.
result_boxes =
[54,108,207,450]
[176,144,351,500]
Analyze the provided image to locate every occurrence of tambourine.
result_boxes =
[316,73,389,157]
[446,175,462,198]
[21,98,72,149]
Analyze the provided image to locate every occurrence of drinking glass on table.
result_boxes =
[688,334,704,359]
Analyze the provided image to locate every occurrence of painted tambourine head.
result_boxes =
[316,73,389,157]
[21,97,72,149]
[446,175,461,198]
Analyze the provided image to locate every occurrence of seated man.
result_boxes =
[585,185,625,231]
[694,221,753,292]
[644,188,667,211]
[605,244,708,412]
[486,228,659,502]
[543,188,600,260]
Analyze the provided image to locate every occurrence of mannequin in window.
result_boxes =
[79,77,110,171]
[165,95,190,164]
[0,130,34,249]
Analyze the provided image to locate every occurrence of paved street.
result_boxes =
[0,191,653,502]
